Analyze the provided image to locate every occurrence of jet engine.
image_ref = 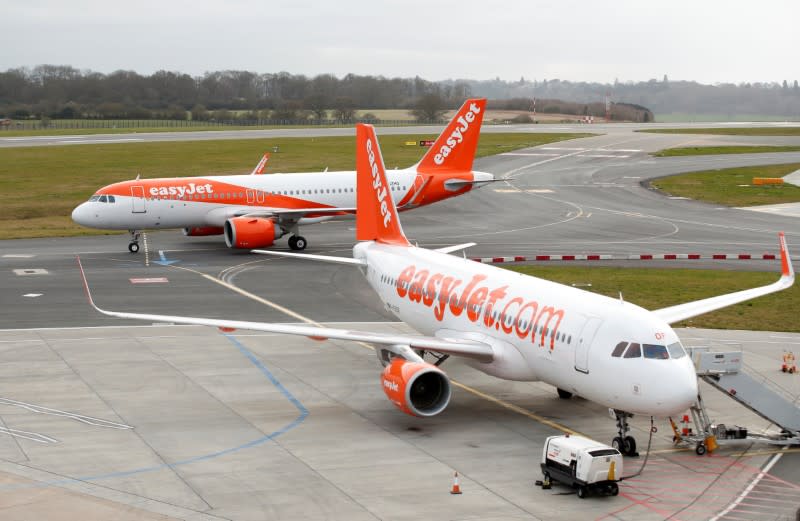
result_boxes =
[380,358,451,417]
[182,226,224,236]
[224,217,285,249]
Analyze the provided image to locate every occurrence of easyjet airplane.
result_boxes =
[79,124,795,456]
[71,98,493,253]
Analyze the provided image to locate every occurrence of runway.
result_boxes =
[1,127,800,519]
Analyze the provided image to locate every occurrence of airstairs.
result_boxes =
[681,346,800,453]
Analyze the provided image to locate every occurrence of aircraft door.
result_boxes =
[574,317,602,374]
[131,185,146,213]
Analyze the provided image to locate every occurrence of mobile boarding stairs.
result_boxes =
[680,346,800,455]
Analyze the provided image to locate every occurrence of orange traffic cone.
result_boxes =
[450,471,462,494]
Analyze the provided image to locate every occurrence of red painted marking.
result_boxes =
[664,254,677,259]
[514,256,526,262]
[688,254,701,259]
[764,254,776,260]
[713,254,727,259]
[587,255,600,260]
[130,277,168,284]
[535,255,551,261]
[561,255,575,261]
[640,254,653,260]
[738,254,751,259]
[492,257,504,263]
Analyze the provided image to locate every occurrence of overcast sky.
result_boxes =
[2,0,797,84]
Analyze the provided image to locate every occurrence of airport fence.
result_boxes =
[0,118,441,131]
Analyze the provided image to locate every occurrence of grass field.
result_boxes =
[649,163,800,206]
[652,145,800,157]
[0,132,592,239]
[507,265,797,333]
[639,127,800,136]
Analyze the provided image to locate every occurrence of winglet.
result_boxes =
[779,232,794,279]
[355,124,410,246]
[416,98,486,174]
[250,153,270,175]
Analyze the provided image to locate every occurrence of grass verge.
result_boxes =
[649,163,800,206]
[652,146,800,157]
[0,132,592,239]
[638,127,800,136]
[507,265,797,332]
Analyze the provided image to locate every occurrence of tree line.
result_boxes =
[2,65,796,122]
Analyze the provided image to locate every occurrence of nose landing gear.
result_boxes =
[128,230,141,253]
[611,410,639,457]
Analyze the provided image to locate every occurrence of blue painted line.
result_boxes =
[0,335,308,490]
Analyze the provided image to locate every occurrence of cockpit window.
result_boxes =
[89,195,101,202]
[107,195,115,203]
[98,195,107,203]
[643,344,669,359]
[667,342,687,359]
[623,343,641,358]
[611,342,628,357]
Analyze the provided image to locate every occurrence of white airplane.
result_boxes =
[78,123,795,456]
[71,99,493,253]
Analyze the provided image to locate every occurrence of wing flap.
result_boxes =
[653,233,794,324]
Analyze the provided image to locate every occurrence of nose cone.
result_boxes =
[71,202,93,227]
[660,358,699,415]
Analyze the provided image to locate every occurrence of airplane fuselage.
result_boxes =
[355,242,699,416]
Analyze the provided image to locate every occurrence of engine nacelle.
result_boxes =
[380,358,451,417]
[182,226,224,237]
[224,217,284,248]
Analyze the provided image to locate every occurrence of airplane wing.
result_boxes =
[652,233,794,324]
[77,258,494,362]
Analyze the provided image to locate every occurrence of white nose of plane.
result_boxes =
[71,202,93,227]
[660,358,699,415]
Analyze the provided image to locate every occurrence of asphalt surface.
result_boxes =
[1,126,800,520]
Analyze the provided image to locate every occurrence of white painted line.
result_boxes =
[130,277,169,284]
[0,398,133,429]
[709,451,783,521]
[578,154,631,158]
[22,293,43,298]
[525,189,554,193]
[596,148,642,152]
[622,176,641,179]
[539,147,586,151]
[494,189,522,193]
[13,268,48,276]
[3,254,34,258]
[57,138,144,144]
[500,152,560,157]
[0,426,58,444]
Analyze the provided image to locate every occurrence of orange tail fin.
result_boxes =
[356,124,410,246]
[416,98,486,174]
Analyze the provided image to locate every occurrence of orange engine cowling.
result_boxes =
[224,217,285,248]
[380,358,451,417]
[182,226,224,236]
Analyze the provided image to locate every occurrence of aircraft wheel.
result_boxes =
[695,443,707,456]
[612,436,623,452]
[623,435,637,456]
[292,236,307,251]
[128,242,140,253]
[557,388,573,399]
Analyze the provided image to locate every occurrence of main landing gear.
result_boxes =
[612,410,639,457]
[287,235,307,251]
[128,230,141,253]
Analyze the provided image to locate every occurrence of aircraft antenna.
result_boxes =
[619,292,624,303]
[135,173,140,180]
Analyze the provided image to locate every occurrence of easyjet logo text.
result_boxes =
[366,137,391,228]
[149,183,214,197]
[433,102,482,166]
[395,264,564,349]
